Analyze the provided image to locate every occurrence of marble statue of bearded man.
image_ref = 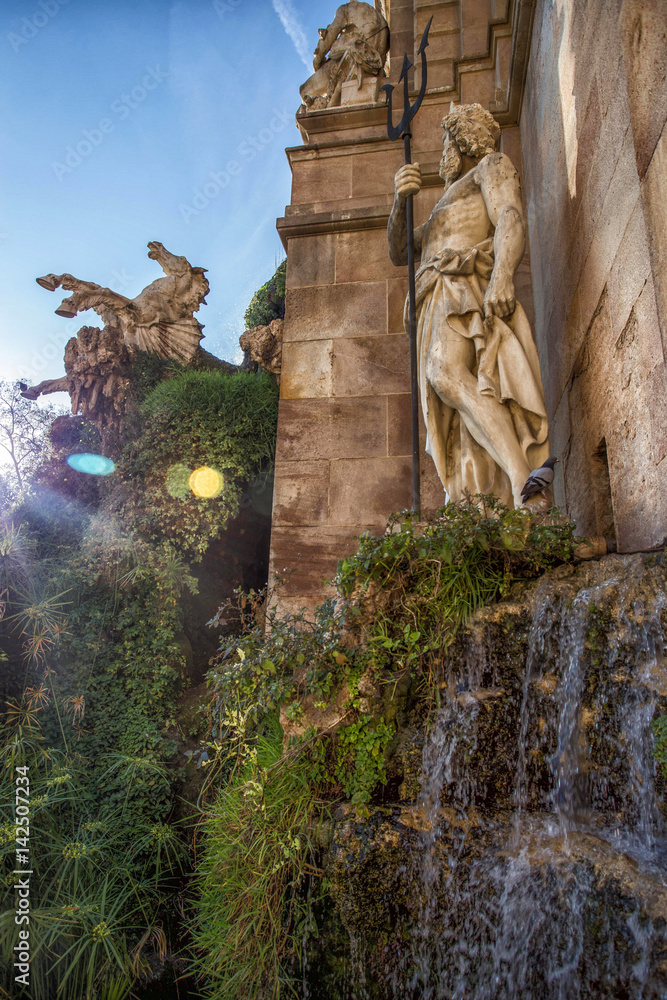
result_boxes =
[388,103,549,509]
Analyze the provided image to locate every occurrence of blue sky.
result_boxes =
[0,0,334,386]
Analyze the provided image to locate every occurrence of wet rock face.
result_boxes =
[308,554,667,998]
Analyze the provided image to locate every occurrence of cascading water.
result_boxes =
[403,555,667,999]
[309,555,667,999]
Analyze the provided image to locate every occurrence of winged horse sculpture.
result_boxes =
[23,241,209,402]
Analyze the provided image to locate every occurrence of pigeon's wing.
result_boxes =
[521,466,554,500]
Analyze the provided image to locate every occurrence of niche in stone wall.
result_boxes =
[591,438,616,544]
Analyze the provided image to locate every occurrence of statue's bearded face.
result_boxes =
[439,131,463,186]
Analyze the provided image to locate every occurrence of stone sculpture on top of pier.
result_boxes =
[299,1,389,110]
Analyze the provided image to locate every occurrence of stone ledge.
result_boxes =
[277,205,390,244]
[277,165,445,245]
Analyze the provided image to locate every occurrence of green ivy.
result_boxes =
[334,716,394,805]
[243,260,286,330]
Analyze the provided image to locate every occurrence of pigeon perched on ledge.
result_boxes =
[521,457,558,503]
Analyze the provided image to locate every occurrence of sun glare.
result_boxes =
[188,466,224,499]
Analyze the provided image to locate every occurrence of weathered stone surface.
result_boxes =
[275,396,387,462]
[520,0,667,551]
[271,460,330,526]
[329,457,412,524]
[299,2,389,111]
[269,524,377,599]
[336,229,401,284]
[285,234,336,289]
[284,282,387,342]
[239,318,283,379]
[341,74,381,106]
[280,338,332,397]
[620,0,667,181]
[332,335,410,396]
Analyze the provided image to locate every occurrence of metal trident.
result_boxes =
[382,18,432,519]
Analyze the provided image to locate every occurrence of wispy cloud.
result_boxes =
[271,0,312,69]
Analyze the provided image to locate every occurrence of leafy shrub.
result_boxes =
[108,369,279,555]
[244,260,286,330]
[333,716,394,805]
[130,351,184,400]
[0,750,186,1000]
[209,498,576,733]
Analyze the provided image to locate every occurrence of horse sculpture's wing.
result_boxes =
[131,318,203,361]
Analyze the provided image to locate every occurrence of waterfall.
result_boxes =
[404,555,667,999]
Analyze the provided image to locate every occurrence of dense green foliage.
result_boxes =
[0,511,189,999]
[130,352,184,400]
[0,350,280,996]
[109,369,279,554]
[194,725,324,1000]
[0,752,186,1000]
[193,498,577,998]
[243,260,286,330]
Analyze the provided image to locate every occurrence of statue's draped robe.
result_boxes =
[407,237,549,507]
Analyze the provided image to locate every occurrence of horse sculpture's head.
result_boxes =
[147,241,209,309]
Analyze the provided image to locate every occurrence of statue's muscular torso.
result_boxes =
[419,167,494,262]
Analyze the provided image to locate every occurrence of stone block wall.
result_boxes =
[520,0,667,551]
[269,0,545,615]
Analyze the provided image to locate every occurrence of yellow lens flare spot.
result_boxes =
[189,466,224,499]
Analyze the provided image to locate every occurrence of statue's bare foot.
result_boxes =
[36,273,61,292]
[55,296,77,318]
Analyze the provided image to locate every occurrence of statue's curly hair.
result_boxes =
[441,103,501,159]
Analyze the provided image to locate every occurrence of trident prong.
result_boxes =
[382,18,432,140]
